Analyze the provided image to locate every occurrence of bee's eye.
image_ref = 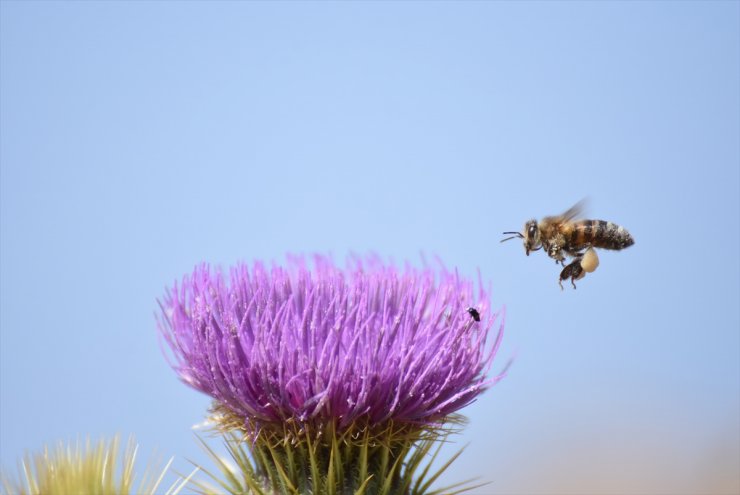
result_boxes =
[528,225,537,238]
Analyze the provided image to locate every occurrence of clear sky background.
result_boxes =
[1,2,738,494]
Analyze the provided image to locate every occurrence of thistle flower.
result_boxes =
[1,436,193,495]
[158,255,505,494]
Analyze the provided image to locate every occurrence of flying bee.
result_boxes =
[502,200,634,288]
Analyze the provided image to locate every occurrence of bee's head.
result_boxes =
[501,219,542,255]
[522,220,541,255]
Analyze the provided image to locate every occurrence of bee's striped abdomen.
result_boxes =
[571,220,634,250]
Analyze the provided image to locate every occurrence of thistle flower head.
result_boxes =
[158,255,505,437]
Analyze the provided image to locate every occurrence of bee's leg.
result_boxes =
[551,247,567,266]
[559,278,564,290]
[548,245,560,259]
[559,258,583,290]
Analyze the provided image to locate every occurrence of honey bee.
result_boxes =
[502,200,634,289]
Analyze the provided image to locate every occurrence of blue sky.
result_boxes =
[1,2,738,494]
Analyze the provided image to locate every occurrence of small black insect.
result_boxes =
[466,307,481,322]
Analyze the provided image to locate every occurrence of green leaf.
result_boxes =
[265,441,297,495]
[415,443,468,495]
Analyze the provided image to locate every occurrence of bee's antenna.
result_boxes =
[500,232,524,243]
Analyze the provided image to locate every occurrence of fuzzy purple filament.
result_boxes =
[158,255,505,431]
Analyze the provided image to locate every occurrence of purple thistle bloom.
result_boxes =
[158,255,505,434]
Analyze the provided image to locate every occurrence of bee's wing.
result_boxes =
[542,198,588,225]
[560,198,588,221]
